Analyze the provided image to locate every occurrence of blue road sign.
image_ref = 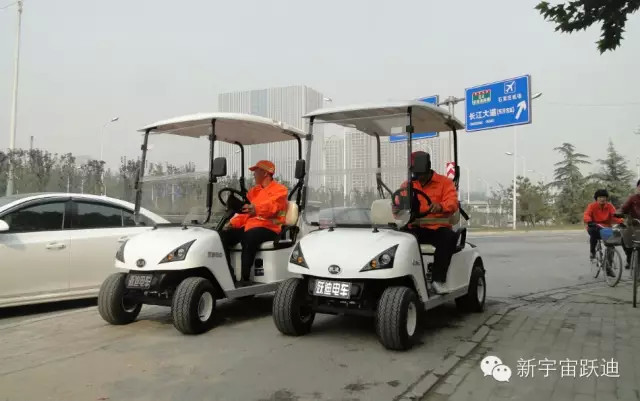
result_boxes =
[464,75,531,132]
[390,95,439,142]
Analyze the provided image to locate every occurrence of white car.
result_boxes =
[0,192,168,308]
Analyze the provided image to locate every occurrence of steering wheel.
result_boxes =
[218,188,248,213]
[392,187,433,219]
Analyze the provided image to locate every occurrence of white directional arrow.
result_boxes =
[515,100,527,120]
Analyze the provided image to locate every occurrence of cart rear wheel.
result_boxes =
[455,261,486,313]
[273,278,315,336]
[375,286,421,351]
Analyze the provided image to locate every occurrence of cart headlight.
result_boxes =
[159,240,196,263]
[290,243,308,268]
[360,245,399,272]
[116,240,127,263]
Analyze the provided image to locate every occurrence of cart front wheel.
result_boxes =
[273,278,315,336]
[172,277,217,335]
[375,286,421,351]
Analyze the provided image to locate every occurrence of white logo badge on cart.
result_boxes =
[136,259,146,268]
[328,265,341,274]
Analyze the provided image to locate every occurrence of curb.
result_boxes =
[395,302,524,401]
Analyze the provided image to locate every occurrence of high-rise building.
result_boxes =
[338,129,453,194]
[217,85,324,185]
[322,136,344,191]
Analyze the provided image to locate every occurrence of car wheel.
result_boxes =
[273,277,315,336]
[171,277,217,335]
[375,286,421,351]
[455,261,486,313]
[98,273,142,325]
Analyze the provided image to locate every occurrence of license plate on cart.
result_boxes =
[126,274,153,289]
[313,279,351,299]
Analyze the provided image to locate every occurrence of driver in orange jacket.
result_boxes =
[220,160,288,286]
[395,151,459,294]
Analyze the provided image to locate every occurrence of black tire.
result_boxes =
[171,277,217,335]
[98,273,142,325]
[604,247,623,287]
[455,262,486,313]
[273,277,315,336]
[375,286,421,351]
[633,252,639,308]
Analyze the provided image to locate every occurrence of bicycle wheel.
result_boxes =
[633,250,639,308]
[592,242,602,278]
[604,247,623,287]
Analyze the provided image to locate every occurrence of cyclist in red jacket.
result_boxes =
[584,189,622,261]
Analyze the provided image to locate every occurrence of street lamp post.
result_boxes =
[99,117,119,195]
[100,117,120,162]
[506,91,542,230]
[5,0,24,196]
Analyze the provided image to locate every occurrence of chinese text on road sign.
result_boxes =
[464,75,531,132]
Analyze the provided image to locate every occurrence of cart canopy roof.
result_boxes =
[303,100,464,136]
[138,112,307,145]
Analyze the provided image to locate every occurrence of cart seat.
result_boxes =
[420,244,436,254]
[230,201,299,251]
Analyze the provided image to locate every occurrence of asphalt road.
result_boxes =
[0,231,600,401]
[469,230,595,299]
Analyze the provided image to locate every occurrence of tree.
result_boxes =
[552,143,591,224]
[119,157,141,202]
[81,160,105,195]
[592,139,635,206]
[57,153,78,193]
[535,0,640,54]
[27,149,57,192]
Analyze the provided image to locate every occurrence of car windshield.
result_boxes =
[303,128,423,228]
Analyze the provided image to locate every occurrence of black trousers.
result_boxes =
[220,227,278,281]
[587,226,601,254]
[405,227,457,282]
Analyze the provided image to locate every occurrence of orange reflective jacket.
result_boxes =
[400,172,459,230]
[230,180,288,234]
[583,202,622,227]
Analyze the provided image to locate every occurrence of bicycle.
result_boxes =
[615,214,640,307]
[590,224,623,287]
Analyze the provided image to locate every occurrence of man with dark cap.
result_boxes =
[395,151,459,294]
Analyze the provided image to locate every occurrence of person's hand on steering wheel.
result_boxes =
[391,187,432,219]
[429,203,443,214]
[241,203,256,216]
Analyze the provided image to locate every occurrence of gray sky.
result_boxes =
[1,0,639,194]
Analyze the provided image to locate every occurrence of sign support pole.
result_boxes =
[512,127,517,230]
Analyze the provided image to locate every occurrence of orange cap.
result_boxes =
[249,160,275,174]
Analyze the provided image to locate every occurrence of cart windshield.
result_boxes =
[132,134,242,226]
[303,132,418,228]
